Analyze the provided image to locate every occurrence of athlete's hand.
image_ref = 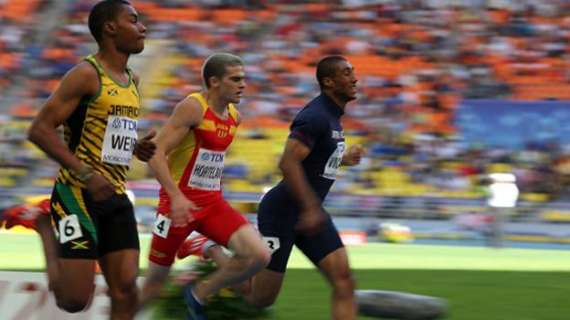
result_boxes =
[170,194,200,227]
[296,205,326,235]
[86,174,115,202]
[134,130,157,162]
[341,144,366,166]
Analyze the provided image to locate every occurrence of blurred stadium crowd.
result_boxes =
[1,0,570,221]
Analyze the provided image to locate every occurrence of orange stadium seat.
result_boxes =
[0,0,41,22]
[212,10,247,24]
[0,53,19,69]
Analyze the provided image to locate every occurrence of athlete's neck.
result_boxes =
[204,92,229,118]
[322,90,347,111]
[95,49,130,80]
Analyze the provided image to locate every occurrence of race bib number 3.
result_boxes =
[263,237,280,254]
[59,215,83,244]
[153,214,171,239]
[188,148,225,191]
[322,142,345,180]
[101,116,138,165]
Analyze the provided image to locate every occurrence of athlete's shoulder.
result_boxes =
[57,61,99,96]
[168,93,206,128]
[69,60,99,80]
[290,97,330,136]
[184,92,208,111]
[184,93,207,113]
[228,103,240,124]
[294,104,320,122]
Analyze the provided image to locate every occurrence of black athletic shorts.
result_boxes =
[257,187,344,273]
[49,182,139,259]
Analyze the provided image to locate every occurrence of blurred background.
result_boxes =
[2,0,570,246]
[1,0,570,319]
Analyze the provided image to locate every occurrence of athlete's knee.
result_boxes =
[56,297,91,313]
[53,285,94,313]
[331,271,355,298]
[246,290,278,309]
[108,278,138,303]
[141,279,162,301]
[246,246,271,272]
[141,271,168,302]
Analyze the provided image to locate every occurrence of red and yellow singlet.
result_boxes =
[157,92,239,213]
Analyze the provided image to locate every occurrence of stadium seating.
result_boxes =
[1,1,569,218]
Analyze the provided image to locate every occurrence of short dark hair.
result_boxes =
[316,55,347,89]
[202,53,244,89]
[88,0,131,43]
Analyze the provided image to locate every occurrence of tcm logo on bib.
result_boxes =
[322,142,345,180]
[101,116,138,165]
[189,148,225,190]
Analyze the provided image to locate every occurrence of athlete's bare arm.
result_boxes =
[29,62,97,173]
[148,96,204,226]
[279,138,326,234]
[28,62,115,201]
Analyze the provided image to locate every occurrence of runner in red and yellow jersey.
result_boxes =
[139,53,270,319]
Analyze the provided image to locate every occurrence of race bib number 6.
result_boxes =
[59,215,83,244]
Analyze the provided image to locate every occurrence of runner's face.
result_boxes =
[113,5,146,54]
[330,60,358,102]
[219,65,246,104]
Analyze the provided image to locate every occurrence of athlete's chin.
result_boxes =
[131,45,145,54]
[344,93,357,102]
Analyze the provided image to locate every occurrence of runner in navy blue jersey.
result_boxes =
[179,56,364,320]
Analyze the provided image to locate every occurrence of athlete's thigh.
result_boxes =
[98,249,139,294]
[57,258,97,302]
[50,182,100,259]
[97,193,140,257]
[295,214,344,268]
[148,212,197,267]
[225,224,268,258]
[256,191,296,273]
[197,199,249,249]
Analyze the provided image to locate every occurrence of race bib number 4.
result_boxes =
[101,116,138,165]
[153,214,171,239]
[322,141,345,180]
[188,148,225,191]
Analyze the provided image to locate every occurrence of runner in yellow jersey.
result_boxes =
[9,1,155,318]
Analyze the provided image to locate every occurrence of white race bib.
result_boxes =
[101,116,138,165]
[263,236,280,254]
[322,141,345,180]
[188,148,225,190]
[153,214,171,239]
[59,215,83,244]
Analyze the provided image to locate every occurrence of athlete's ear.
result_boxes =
[322,77,335,89]
[104,21,118,38]
[209,76,221,88]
